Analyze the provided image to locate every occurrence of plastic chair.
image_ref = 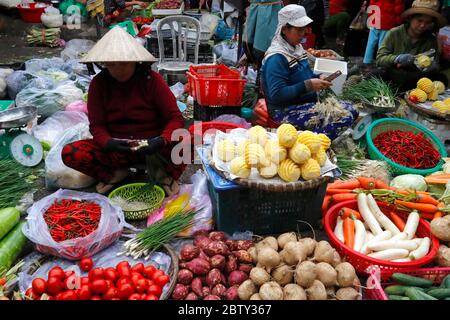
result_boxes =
[156,15,201,75]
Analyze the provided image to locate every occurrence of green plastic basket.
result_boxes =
[366,118,447,176]
[108,183,165,220]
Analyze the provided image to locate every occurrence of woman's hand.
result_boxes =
[309,78,332,91]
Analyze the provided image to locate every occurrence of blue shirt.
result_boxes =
[261,54,318,116]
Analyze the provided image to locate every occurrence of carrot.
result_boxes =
[394,200,438,213]
[330,193,358,203]
[0,277,6,286]
[357,176,376,189]
[322,195,331,213]
[425,174,450,179]
[343,217,355,249]
[433,211,443,220]
[326,188,354,195]
[424,177,450,184]
[374,180,390,189]
[327,179,360,190]
[389,212,406,231]
[416,194,440,206]
[339,207,362,220]
[391,189,430,196]
[437,202,445,208]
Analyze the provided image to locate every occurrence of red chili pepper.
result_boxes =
[373,130,440,169]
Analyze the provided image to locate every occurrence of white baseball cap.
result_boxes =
[278,4,313,28]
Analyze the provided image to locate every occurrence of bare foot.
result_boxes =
[96,169,129,194]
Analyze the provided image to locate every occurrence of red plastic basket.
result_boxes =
[323,200,440,278]
[364,267,450,300]
[187,64,246,106]
[188,121,244,144]
[17,3,48,23]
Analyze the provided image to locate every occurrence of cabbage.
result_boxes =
[390,174,428,191]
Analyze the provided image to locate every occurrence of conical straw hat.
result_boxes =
[81,26,157,63]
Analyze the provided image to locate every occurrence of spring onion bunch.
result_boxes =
[341,77,398,109]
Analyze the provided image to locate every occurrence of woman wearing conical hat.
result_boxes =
[375,0,448,91]
[62,27,185,195]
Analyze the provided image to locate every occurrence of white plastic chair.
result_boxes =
[156,15,201,74]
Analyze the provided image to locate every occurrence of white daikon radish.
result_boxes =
[390,232,407,241]
[334,217,344,243]
[361,230,392,255]
[412,238,423,246]
[366,194,400,235]
[403,211,420,240]
[368,240,419,252]
[392,258,412,263]
[353,220,366,252]
[357,193,383,235]
[409,237,431,260]
[368,249,409,261]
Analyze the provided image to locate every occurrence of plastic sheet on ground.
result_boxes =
[18,240,172,295]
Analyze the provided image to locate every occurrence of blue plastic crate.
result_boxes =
[196,146,327,235]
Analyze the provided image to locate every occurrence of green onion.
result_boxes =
[341,77,398,108]
[120,207,199,259]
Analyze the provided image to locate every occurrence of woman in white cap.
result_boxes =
[61,27,185,195]
[376,0,448,91]
[260,4,358,139]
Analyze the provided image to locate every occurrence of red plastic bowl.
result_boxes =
[17,3,48,23]
[323,200,439,279]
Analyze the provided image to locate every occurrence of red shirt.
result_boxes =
[87,69,185,148]
[370,0,404,30]
[329,0,348,16]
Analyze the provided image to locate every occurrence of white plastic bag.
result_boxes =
[45,122,95,190]
[32,111,88,147]
[41,13,64,28]
[60,39,95,61]
[23,189,126,260]
[15,81,83,118]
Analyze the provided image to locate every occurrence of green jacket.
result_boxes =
[376,24,438,68]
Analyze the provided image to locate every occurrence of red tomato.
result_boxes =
[146,279,155,287]
[117,265,131,278]
[116,261,130,270]
[131,272,144,286]
[105,279,114,288]
[46,277,63,295]
[155,275,170,288]
[147,284,162,298]
[145,294,158,300]
[134,278,148,293]
[116,277,132,287]
[104,268,118,283]
[102,287,118,300]
[25,288,40,300]
[65,271,75,279]
[131,263,145,274]
[79,257,94,272]
[89,279,108,295]
[77,285,91,300]
[151,270,164,281]
[60,290,78,300]
[55,292,65,301]
[117,283,134,299]
[80,277,90,286]
[64,274,79,291]
[31,278,47,295]
[128,293,141,300]
[143,265,156,278]
[48,267,65,281]
[112,298,120,300]
[88,268,104,281]
[90,295,102,300]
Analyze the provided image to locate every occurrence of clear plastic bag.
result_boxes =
[18,241,173,295]
[41,12,64,28]
[23,189,126,260]
[60,39,95,61]
[147,170,213,236]
[213,114,252,128]
[5,71,39,99]
[45,122,95,190]
[15,81,83,118]
[65,100,88,113]
[32,111,88,147]
[25,57,66,73]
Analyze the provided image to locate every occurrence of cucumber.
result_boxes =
[427,288,450,299]
[392,273,433,288]
[405,287,438,300]
[384,285,426,295]
[440,275,450,289]
[388,294,410,300]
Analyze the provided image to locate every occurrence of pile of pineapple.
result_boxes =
[216,124,331,183]
[408,78,449,113]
